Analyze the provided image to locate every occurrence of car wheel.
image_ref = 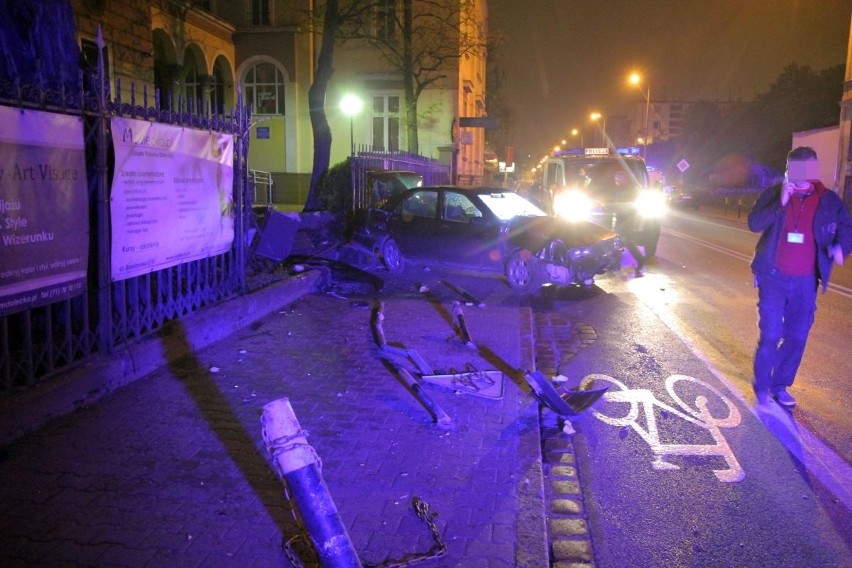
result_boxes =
[379,237,404,273]
[505,250,542,293]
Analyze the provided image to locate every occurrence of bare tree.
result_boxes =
[302,1,484,208]
[303,0,376,211]
[356,0,486,155]
[303,0,339,211]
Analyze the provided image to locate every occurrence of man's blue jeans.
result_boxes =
[753,272,817,393]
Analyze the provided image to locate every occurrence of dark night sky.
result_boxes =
[488,0,851,163]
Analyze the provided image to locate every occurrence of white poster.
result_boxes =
[110,117,234,281]
[0,106,88,317]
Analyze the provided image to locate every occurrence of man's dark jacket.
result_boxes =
[748,181,852,292]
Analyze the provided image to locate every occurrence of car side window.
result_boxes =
[400,190,438,219]
[443,192,482,223]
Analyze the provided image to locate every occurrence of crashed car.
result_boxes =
[353,185,623,292]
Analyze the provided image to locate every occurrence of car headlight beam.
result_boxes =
[554,189,595,221]
[635,190,667,218]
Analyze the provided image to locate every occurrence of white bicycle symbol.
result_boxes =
[579,373,744,483]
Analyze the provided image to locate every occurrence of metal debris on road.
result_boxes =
[451,301,476,349]
[524,370,608,416]
[421,367,505,400]
[440,279,485,308]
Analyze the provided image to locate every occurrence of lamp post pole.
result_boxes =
[340,94,363,157]
[349,117,354,156]
[642,85,650,159]
[590,113,606,147]
[629,73,651,158]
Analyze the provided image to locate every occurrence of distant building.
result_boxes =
[625,98,742,145]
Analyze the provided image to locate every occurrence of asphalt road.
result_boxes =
[377,203,851,567]
[542,206,852,567]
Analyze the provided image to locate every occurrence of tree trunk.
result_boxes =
[303,0,339,212]
[402,0,418,154]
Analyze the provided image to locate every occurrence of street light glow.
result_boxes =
[340,94,363,156]
[340,94,363,116]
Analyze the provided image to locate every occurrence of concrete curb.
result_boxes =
[0,271,320,447]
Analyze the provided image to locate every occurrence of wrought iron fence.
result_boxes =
[350,146,452,212]
[0,65,251,396]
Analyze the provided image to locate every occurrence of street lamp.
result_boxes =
[629,73,651,158]
[570,127,583,148]
[590,112,606,147]
[340,94,363,156]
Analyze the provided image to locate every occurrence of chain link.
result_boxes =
[268,429,446,567]
[367,497,447,568]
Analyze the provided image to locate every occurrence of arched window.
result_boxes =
[184,64,200,111]
[243,62,284,115]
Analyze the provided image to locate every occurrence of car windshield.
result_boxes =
[479,191,546,220]
[563,159,648,198]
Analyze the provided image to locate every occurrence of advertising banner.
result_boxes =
[0,106,88,317]
[110,117,234,281]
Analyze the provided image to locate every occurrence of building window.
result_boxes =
[184,65,200,111]
[211,66,225,115]
[249,0,271,26]
[243,62,284,115]
[80,38,109,90]
[373,0,397,41]
[372,94,400,151]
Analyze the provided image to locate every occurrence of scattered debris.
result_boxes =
[372,303,450,427]
[440,279,485,308]
[421,368,504,400]
[524,370,607,416]
[451,301,476,349]
[284,255,384,298]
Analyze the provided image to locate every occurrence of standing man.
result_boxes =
[748,146,852,408]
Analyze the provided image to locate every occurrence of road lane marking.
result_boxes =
[664,227,852,299]
[581,373,744,482]
[619,270,852,510]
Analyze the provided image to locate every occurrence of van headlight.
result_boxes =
[554,189,595,221]
[635,190,667,218]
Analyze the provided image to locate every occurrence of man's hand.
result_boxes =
[781,182,796,206]
[829,244,845,266]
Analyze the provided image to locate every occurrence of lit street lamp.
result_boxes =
[570,127,583,148]
[340,94,363,156]
[629,73,651,158]
[590,112,606,147]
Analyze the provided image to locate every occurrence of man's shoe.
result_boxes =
[773,390,797,409]
[634,265,646,278]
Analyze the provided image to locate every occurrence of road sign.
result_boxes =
[677,159,690,172]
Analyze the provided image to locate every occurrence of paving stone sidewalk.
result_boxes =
[0,275,549,567]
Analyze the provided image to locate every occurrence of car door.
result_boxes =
[386,189,441,260]
[434,190,500,268]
